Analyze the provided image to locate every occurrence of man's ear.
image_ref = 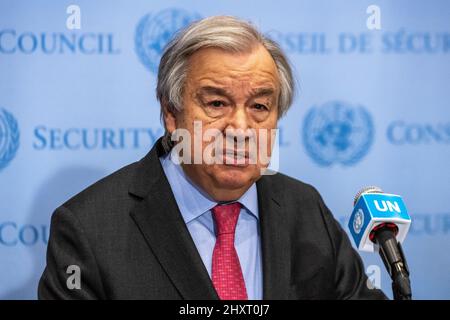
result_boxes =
[162,101,177,133]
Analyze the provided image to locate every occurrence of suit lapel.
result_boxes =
[129,141,218,299]
[257,175,291,299]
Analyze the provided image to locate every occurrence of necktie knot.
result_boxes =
[211,202,241,235]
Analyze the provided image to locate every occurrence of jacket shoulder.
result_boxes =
[59,161,140,220]
[265,172,323,202]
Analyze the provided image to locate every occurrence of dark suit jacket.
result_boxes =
[38,138,387,300]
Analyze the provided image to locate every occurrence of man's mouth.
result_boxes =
[223,149,250,166]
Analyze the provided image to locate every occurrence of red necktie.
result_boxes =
[211,202,248,300]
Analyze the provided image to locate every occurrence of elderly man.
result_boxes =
[38,16,386,300]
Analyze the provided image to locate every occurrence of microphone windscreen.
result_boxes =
[348,191,411,252]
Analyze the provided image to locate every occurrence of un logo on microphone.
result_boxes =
[135,8,201,74]
[353,209,365,234]
[302,101,374,166]
[0,108,20,171]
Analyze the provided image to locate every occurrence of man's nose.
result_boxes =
[227,107,250,131]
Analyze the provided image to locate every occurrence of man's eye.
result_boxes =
[253,103,268,111]
[208,100,225,107]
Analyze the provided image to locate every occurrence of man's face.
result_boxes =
[165,44,280,201]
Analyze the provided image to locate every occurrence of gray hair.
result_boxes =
[156,15,295,151]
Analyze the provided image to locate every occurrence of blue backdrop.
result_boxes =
[0,0,449,299]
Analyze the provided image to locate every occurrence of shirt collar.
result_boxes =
[160,152,259,224]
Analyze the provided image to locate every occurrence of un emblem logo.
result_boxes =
[353,209,365,234]
[0,108,20,171]
[135,8,201,73]
[302,101,374,166]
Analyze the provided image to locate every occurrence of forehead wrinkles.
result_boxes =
[185,46,280,95]
[192,76,278,99]
[229,79,275,98]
